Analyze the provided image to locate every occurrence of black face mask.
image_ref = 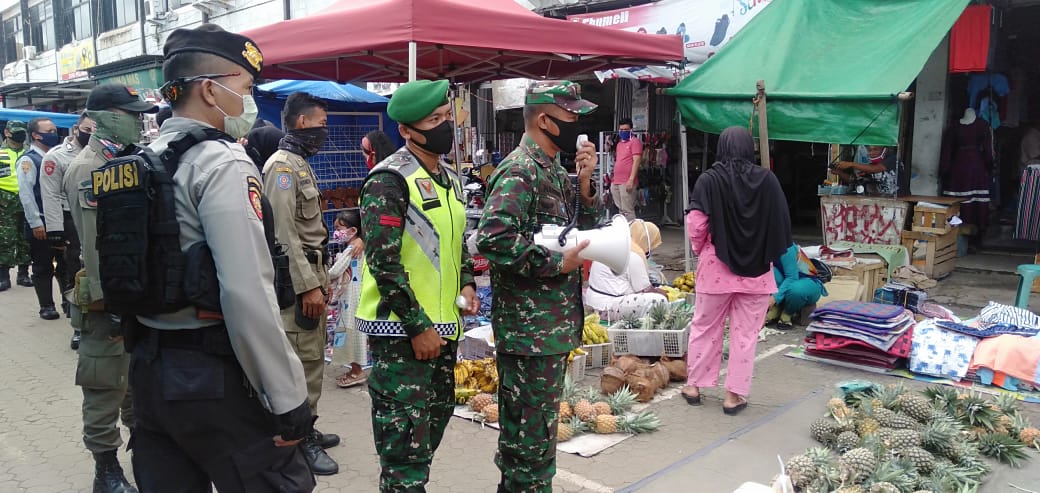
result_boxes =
[286,127,328,157]
[541,115,581,154]
[408,121,454,155]
[76,130,91,148]
[10,130,26,143]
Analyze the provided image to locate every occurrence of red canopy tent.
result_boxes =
[241,0,683,83]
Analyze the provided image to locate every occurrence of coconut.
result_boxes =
[634,367,663,393]
[615,355,644,374]
[650,363,670,390]
[626,374,655,403]
[659,355,687,381]
[600,366,626,395]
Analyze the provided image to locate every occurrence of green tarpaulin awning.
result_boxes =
[666,0,969,145]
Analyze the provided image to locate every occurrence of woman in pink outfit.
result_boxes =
[683,127,791,415]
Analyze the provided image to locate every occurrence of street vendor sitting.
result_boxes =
[832,145,897,196]
[585,220,668,320]
[766,243,827,330]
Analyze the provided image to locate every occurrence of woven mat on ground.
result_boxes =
[785,346,1040,403]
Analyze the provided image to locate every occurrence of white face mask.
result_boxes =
[211,80,258,139]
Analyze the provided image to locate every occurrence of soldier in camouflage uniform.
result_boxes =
[0,121,31,290]
[356,79,478,492]
[476,80,603,493]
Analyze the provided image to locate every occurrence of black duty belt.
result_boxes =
[304,249,321,264]
[146,324,235,356]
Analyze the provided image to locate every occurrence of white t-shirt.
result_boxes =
[585,251,652,310]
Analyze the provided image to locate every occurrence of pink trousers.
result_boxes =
[686,292,772,397]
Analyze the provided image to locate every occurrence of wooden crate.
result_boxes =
[901,230,958,279]
[823,254,887,303]
[911,203,960,234]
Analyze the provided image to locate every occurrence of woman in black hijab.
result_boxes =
[682,126,791,415]
[244,124,286,173]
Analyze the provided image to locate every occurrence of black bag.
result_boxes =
[811,258,833,284]
[94,128,231,315]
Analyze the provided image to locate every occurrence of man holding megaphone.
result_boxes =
[477,80,603,493]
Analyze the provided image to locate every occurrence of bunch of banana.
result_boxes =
[454,358,499,393]
[454,388,478,404]
[567,346,586,363]
[671,272,696,293]
[659,286,683,302]
[582,314,609,344]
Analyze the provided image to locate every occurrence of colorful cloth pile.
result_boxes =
[805,301,915,369]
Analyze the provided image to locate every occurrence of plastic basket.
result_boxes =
[607,323,689,357]
[568,354,586,382]
[582,343,612,369]
[460,324,495,360]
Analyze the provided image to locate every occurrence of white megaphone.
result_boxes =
[533,215,631,275]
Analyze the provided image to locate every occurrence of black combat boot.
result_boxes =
[313,428,340,449]
[35,283,59,320]
[92,450,137,493]
[71,330,81,350]
[302,434,339,475]
[0,268,10,291]
[16,265,31,287]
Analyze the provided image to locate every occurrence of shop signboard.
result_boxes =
[98,68,164,103]
[57,39,97,81]
[567,0,771,65]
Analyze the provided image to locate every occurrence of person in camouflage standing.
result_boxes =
[476,80,602,493]
[356,79,478,492]
[0,121,32,290]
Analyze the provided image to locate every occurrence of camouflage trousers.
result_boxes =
[0,190,29,267]
[495,353,569,493]
[368,337,458,493]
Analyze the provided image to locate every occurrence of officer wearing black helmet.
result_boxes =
[129,24,315,492]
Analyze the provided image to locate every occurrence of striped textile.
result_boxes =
[979,301,1040,331]
[1016,165,1040,241]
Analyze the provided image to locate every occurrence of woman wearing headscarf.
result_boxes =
[361,129,396,169]
[584,220,668,320]
[683,127,792,415]
[244,124,286,174]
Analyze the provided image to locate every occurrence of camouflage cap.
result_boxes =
[525,80,597,115]
[5,120,26,131]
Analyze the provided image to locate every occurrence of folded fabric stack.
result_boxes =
[805,301,915,369]
[873,282,928,312]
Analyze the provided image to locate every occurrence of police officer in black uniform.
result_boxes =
[129,24,315,492]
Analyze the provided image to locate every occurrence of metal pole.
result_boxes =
[408,41,418,82]
[678,111,691,274]
[755,80,770,169]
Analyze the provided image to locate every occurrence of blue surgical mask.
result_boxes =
[619,130,632,141]
[38,132,61,147]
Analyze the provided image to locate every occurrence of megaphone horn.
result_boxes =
[533,215,631,275]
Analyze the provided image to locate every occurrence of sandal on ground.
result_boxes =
[336,362,367,388]
[681,388,702,406]
[723,397,748,416]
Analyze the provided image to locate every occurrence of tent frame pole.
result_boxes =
[408,41,418,82]
[755,80,770,168]
[678,110,691,274]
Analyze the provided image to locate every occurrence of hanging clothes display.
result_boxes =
[1016,165,1040,241]
[941,112,993,232]
[949,5,991,73]
[967,73,1009,110]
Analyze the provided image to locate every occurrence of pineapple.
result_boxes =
[872,383,907,411]
[834,486,864,493]
[810,417,840,445]
[877,411,919,431]
[868,483,898,493]
[977,431,1030,467]
[878,428,921,450]
[479,403,499,423]
[922,386,960,415]
[784,454,817,488]
[994,392,1021,417]
[469,392,495,413]
[919,418,958,458]
[574,399,595,421]
[896,446,936,474]
[1019,427,1040,449]
[559,400,573,420]
[956,393,1000,431]
[592,411,661,434]
[557,416,586,442]
[857,417,881,437]
[898,393,934,423]
[605,385,638,415]
[839,447,877,483]
[592,401,612,416]
[867,458,919,493]
[806,464,842,493]
[835,431,860,453]
[646,302,669,330]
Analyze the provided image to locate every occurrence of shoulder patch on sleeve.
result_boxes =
[20,160,31,173]
[246,176,263,220]
[276,172,292,190]
[43,160,55,176]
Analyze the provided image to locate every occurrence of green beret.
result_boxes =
[387,80,450,124]
[5,120,26,131]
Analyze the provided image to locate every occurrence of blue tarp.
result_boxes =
[258,80,388,104]
[0,108,79,128]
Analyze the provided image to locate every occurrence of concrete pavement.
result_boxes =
[1,250,1039,492]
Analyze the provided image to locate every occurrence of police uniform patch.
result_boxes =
[43,160,55,176]
[298,171,308,178]
[277,173,292,190]
[242,42,263,72]
[20,161,30,173]
[246,176,263,220]
[416,178,437,201]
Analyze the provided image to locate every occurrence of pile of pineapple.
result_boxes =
[615,301,693,331]
[785,382,1040,493]
[557,376,661,442]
